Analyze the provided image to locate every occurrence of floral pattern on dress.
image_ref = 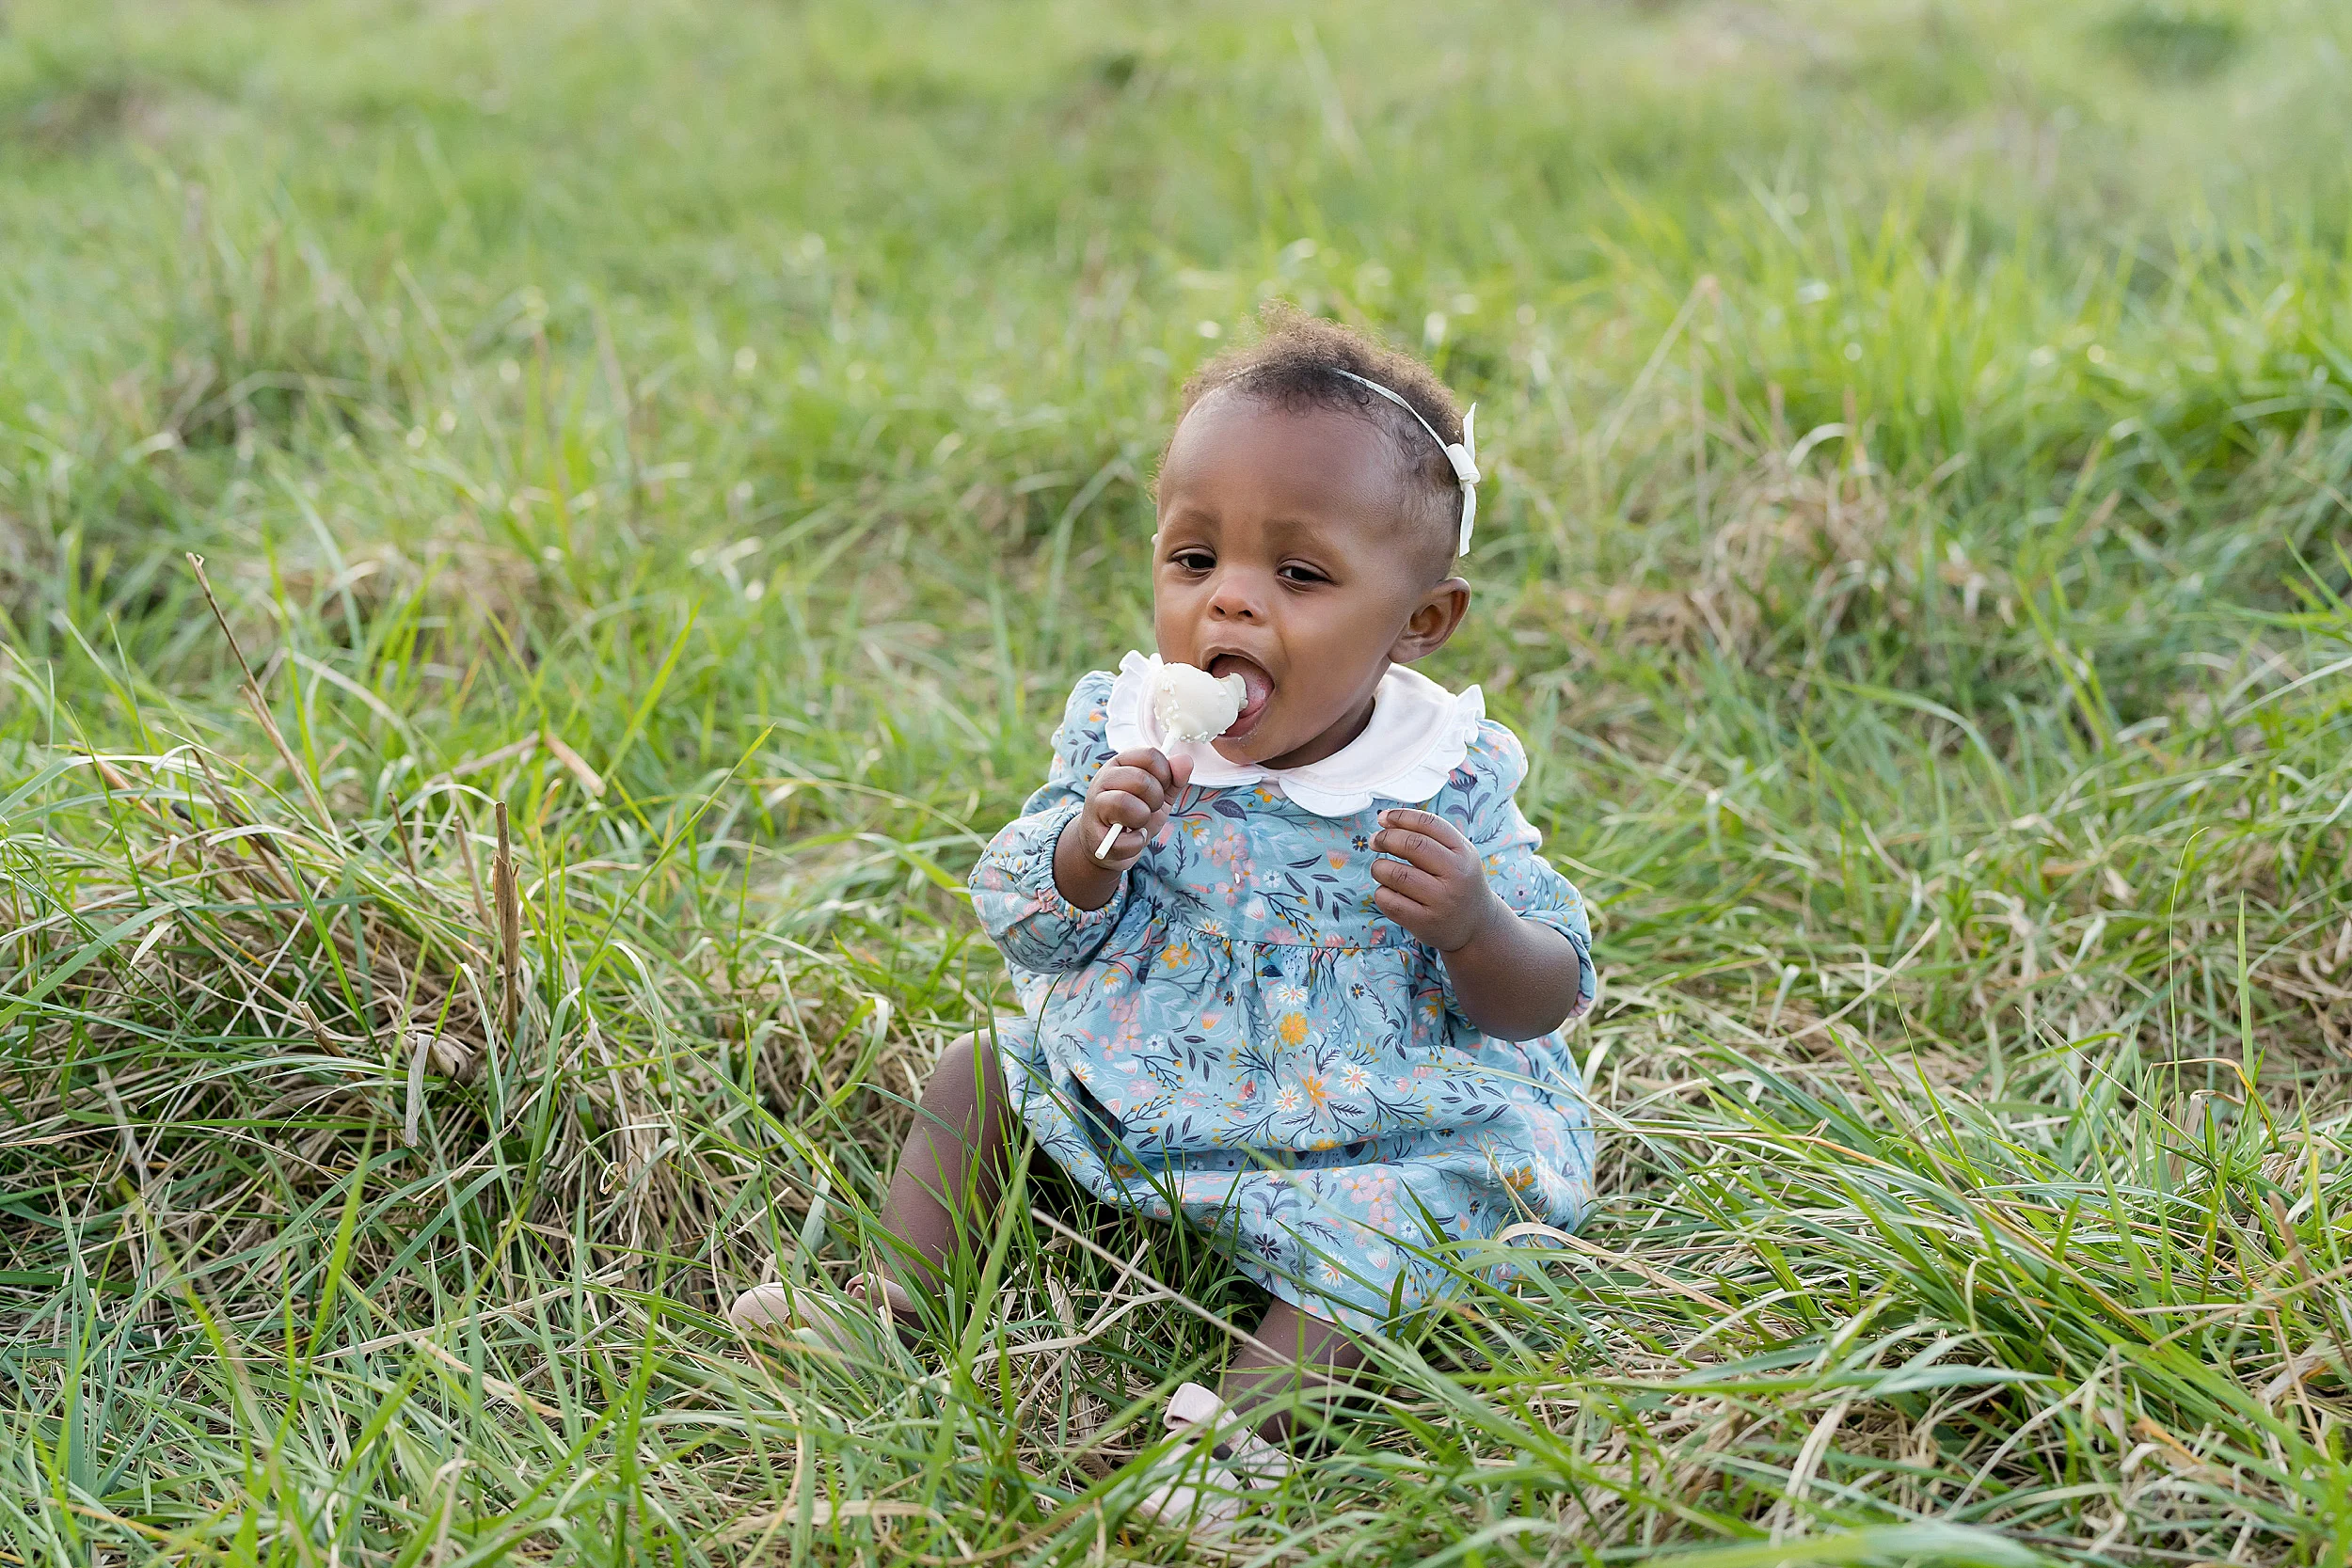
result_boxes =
[968,671,1598,1331]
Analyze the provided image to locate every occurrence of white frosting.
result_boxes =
[1104,651,1485,818]
[1152,662,1247,742]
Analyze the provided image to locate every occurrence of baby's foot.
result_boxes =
[1131,1382,1290,1535]
[727,1273,921,1355]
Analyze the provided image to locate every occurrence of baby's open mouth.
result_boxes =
[1205,654,1274,739]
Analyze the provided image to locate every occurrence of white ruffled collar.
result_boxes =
[1104,651,1484,818]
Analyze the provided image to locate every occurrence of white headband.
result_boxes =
[1330,370,1480,556]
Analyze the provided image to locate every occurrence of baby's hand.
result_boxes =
[1371,808,1507,953]
[1084,747,1196,870]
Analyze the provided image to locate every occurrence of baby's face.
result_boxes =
[1152,389,1469,770]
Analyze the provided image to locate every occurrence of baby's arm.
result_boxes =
[1370,807,1584,1040]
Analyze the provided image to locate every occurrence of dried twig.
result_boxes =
[453,809,494,938]
[494,800,521,1038]
[541,730,607,798]
[290,997,342,1057]
[185,553,337,834]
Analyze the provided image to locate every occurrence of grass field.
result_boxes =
[6,0,2352,1560]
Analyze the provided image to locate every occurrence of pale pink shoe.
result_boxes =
[1131,1382,1290,1534]
[726,1273,918,1356]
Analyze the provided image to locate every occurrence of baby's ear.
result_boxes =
[1391,578,1471,663]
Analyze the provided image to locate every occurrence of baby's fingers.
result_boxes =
[1089,800,1150,863]
[1373,810,1473,875]
[1088,776,1176,864]
[1108,747,1181,795]
[1377,808,1471,851]
[1370,883,1438,936]
[1094,764,1171,814]
[1092,820,1145,863]
[1369,854,1445,906]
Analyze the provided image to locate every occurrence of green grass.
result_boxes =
[5,0,2352,1560]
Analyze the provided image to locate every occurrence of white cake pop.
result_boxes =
[1152,662,1248,744]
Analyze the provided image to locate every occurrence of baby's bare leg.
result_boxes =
[872,1031,1016,1309]
[1218,1299,1368,1441]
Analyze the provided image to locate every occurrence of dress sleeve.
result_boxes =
[966,673,1130,974]
[1449,721,1598,1023]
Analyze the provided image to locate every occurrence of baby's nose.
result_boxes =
[1207,579,1262,621]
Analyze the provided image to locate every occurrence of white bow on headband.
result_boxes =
[1330,370,1480,556]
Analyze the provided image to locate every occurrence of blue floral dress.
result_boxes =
[967,668,1598,1331]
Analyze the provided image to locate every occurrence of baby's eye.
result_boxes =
[1277,563,1329,585]
[1170,549,1215,573]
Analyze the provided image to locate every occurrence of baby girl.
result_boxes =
[733,309,1597,1529]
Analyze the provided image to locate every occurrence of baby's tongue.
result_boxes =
[1211,656,1273,716]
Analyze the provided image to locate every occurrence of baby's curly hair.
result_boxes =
[1167,303,1469,578]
